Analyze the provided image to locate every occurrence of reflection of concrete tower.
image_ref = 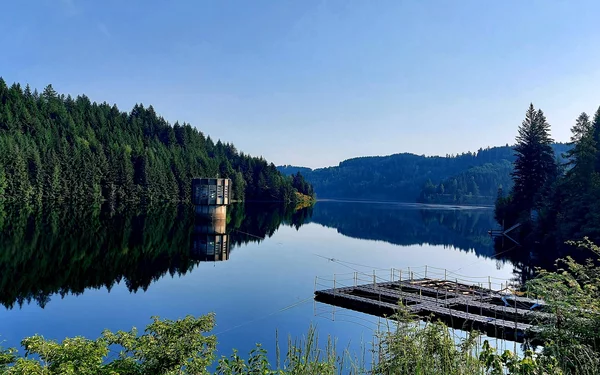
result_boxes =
[191,217,230,261]
[191,178,232,219]
[191,178,232,261]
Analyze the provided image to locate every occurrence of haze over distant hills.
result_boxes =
[278,144,570,204]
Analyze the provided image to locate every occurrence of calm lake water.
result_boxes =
[0,200,520,362]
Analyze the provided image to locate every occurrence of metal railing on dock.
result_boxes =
[314,266,546,342]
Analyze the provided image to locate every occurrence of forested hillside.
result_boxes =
[278,144,569,203]
[418,160,514,205]
[0,79,312,204]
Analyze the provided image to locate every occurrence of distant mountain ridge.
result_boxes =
[278,144,570,203]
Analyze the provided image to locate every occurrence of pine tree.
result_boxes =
[592,106,600,173]
[570,112,593,144]
[231,171,246,201]
[566,112,596,186]
[511,104,557,214]
[0,166,6,202]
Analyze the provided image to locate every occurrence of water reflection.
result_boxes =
[0,203,313,310]
[192,216,230,262]
[310,201,498,257]
[0,200,516,311]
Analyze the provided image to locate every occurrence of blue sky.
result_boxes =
[2,0,600,168]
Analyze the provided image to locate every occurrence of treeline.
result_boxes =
[420,145,569,205]
[496,104,600,246]
[278,145,567,203]
[0,78,312,204]
[420,160,514,205]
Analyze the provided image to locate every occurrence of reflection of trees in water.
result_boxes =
[311,201,585,293]
[309,202,500,258]
[310,202,586,284]
[6,200,572,310]
[228,203,314,246]
[0,203,313,310]
[493,236,590,286]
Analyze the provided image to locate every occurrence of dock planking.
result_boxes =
[314,277,546,342]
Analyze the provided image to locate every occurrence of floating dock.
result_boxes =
[314,268,547,342]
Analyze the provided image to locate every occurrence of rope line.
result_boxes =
[233,229,265,240]
[451,245,518,273]
[312,254,364,273]
[214,296,313,336]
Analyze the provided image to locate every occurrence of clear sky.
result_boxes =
[2,0,600,168]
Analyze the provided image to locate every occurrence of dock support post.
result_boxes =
[444,269,447,281]
[373,270,376,287]
[390,268,393,282]
[399,269,402,282]
[466,289,469,314]
[514,296,518,343]
[333,274,336,297]
[444,278,447,305]
[314,276,317,294]
[488,276,492,292]
[408,267,411,281]
[354,272,357,287]
[480,283,483,317]
[425,265,428,279]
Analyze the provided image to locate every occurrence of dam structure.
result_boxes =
[192,177,232,220]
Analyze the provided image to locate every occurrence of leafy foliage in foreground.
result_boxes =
[0,315,354,375]
[371,303,569,375]
[526,238,600,374]
[0,311,578,375]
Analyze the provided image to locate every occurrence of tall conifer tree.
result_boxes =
[566,112,596,185]
[591,106,600,173]
[511,104,557,214]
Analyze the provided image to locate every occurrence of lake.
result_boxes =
[0,200,521,364]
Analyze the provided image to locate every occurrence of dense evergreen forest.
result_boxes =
[0,202,313,309]
[419,160,514,205]
[279,144,569,204]
[496,104,600,247]
[0,78,314,205]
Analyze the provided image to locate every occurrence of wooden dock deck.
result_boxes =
[314,276,547,342]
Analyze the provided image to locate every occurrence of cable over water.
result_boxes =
[214,296,313,336]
